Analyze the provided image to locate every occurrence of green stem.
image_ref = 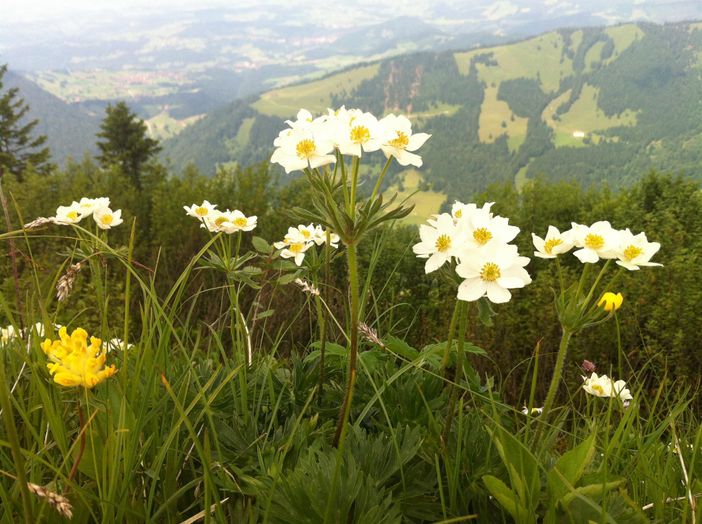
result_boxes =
[614,311,622,379]
[439,299,461,373]
[441,301,469,447]
[349,156,360,217]
[333,242,360,448]
[541,328,573,420]
[68,404,86,482]
[370,157,393,202]
[583,260,611,305]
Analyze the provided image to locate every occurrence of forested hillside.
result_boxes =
[4,69,100,163]
[162,21,702,210]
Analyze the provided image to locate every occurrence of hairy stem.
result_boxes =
[541,328,573,420]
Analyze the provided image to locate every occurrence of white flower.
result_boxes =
[274,226,305,249]
[377,114,431,167]
[103,338,134,353]
[313,225,340,248]
[220,210,257,233]
[280,241,313,266]
[54,203,86,225]
[1,325,18,345]
[93,207,123,230]
[184,200,217,220]
[334,109,381,157]
[457,204,519,253]
[456,243,531,303]
[521,406,543,416]
[532,226,574,259]
[451,201,493,222]
[412,213,464,273]
[296,224,317,243]
[271,117,336,173]
[77,197,110,216]
[570,221,620,263]
[614,229,662,271]
[582,373,633,402]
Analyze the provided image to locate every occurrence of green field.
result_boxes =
[604,25,645,64]
[542,85,637,147]
[454,31,573,93]
[146,112,203,140]
[478,85,528,152]
[252,64,380,117]
[383,169,445,224]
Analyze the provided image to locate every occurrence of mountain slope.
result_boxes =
[5,70,100,164]
[162,21,702,206]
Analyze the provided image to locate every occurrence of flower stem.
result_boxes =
[349,156,360,216]
[441,301,469,447]
[439,299,461,373]
[541,328,573,420]
[333,241,360,448]
[370,157,393,202]
[68,404,86,482]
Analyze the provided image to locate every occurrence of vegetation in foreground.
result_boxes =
[0,102,701,524]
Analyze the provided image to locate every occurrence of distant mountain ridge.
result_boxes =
[161,20,702,206]
[4,70,100,164]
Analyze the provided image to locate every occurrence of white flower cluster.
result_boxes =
[532,221,661,270]
[274,224,340,266]
[582,372,633,403]
[53,197,123,230]
[1,322,60,346]
[102,337,134,353]
[184,200,257,234]
[270,107,431,173]
[413,202,531,304]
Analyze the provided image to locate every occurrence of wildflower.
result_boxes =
[103,338,133,352]
[615,229,662,270]
[455,243,531,304]
[41,327,117,388]
[296,224,317,243]
[570,221,620,263]
[184,200,217,220]
[77,197,110,216]
[598,292,623,312]
[271,115,336,173]
[1,325,18,345]
[521,406,543,416]
[582,359,597,373]
[532,226,574,259]
[312,225,340,248]
[458,207,520,252]
[412,213,464,273]
[93,207,123,230]
[219,210,257,233]
[582,372,612,397]
[377,114,431,167]
[451,201,493,222]
[335,109,381,157]
[582,372,633,402]
[53,203,86,225]
[280,241,313,266]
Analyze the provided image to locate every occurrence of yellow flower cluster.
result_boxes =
[41,327,117,388]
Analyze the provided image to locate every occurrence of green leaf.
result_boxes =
[383,335,419,360]
[483,475,536,524]
[251,236,272,254]
[547,432,597,502]
[489,425,541,512]
[560,479,624,507]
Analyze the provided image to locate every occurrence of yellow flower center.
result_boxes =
[67,211,79,220]
[296,139,316,159]
[454,209,462,218]
[301,229,312,239]
[290,243,305,254]
[214,216,228,227]
[480,262,501,282]
[473,228,492,245]
[592,384,606,395]
[350,125,370,144]
[195,206,208,216]
[435,234,451,252]
[623,245,642,261]
[544,238,563,254]
[234,217,248,227]
[100,214,113,225]
[388,130,409,149]
[585,233,604,250]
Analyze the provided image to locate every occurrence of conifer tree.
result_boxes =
[96,101,161,187]
[0,64,51,177]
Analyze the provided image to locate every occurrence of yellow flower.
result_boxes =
[41,327,117,388]
[598,292,623,312]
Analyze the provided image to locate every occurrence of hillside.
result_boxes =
[4,70,100,164]
[162,21,702,214]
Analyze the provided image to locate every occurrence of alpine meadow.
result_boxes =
[1,5,702,524]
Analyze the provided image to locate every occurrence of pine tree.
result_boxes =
[0,64,52,177]
[95,101,161,187]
